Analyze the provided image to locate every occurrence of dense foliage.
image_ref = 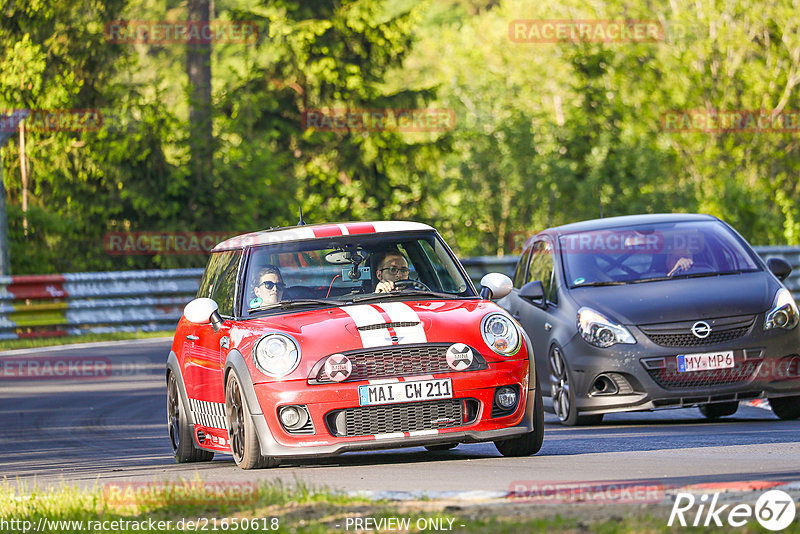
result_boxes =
[1,0,799,273]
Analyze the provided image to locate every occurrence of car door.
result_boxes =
[183,250,240,403]
[506,238,559,387]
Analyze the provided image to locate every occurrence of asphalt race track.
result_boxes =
[1,339,799,493]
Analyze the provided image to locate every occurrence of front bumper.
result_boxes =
[561,316,800,415]
[244,361,535,459]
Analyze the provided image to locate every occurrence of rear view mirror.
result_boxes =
[184,298,224,332]
[767,258,792,281]
[480,273,513,300]
[519,280,546,308]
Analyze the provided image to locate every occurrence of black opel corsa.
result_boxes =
[499,213,800,425]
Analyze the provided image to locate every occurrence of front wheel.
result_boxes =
[494,378,544,457]
[167,372,214,463]
[769,396,800,420]
[225,372,277,470]
[550,346,604,426]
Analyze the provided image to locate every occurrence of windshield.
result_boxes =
[241,231,474,315]
[560,220,761,288]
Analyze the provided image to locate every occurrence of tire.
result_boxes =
[167,372,214,463]
[424,444,458,452]
[699,401,739,419]
[494,376,545,457]
[549,346,604,426]
[225,372,277,470]
[768,396,800,420]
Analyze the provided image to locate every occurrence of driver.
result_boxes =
[375,249,410,293]
[250,265,285,307]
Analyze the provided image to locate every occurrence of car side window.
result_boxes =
[513,246,532,289]
[198,253,225,299]
[527,240,557,304]
[209,250,243,317]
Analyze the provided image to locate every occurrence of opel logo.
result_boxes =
[691,321,711,339]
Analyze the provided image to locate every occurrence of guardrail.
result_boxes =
[0,247,798,340]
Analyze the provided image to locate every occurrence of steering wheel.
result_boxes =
[393,279,432,291]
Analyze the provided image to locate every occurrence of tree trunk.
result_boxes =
[186,0,214,219]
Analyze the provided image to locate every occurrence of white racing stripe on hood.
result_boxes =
[374,302,427,344]
[341,304,393,347]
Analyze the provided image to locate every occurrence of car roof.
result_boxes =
[213,221,434,251]
[543,213,719,236]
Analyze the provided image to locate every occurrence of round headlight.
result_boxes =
[253,333,301,377]
[481,313,521,356]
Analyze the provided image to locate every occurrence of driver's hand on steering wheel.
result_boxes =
[375,280,395,293]
[667,257,693,277]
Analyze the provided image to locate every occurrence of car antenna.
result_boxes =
[297,206,307,226]
[598,186,604,218]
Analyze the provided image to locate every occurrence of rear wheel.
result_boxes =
[699,401,739,419]
[225,372,277,470]
[494,377,544,457]
[768,396,800,420]
[167,372,214,463]
[550,346,604,426]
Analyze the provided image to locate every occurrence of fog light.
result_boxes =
[496,386,518,410]
[279,406,308,430]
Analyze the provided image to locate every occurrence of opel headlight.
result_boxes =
[481,313,521,356]
[577,307,636,348]
[253,333,301,377]
[765,288,799,330]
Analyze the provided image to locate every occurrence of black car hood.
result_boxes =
[570,272,775,325]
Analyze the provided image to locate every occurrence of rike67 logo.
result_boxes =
[669,490,796,530]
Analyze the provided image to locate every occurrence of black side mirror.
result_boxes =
[210,310,224,332]
[519,280,546,308]
[767,257,792,281]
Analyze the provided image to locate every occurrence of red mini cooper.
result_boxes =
[166,221,543,469]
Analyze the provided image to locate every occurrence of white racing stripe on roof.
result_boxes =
[213,221,433,251]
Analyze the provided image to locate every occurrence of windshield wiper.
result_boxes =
[248,299,341,314]
[352,289,460,302]
[573,280,627,287]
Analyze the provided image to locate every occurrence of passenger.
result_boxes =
[249,265,285,307]
[374,249,411,293]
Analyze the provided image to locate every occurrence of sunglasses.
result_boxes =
[257,280,285,290]
[379,266,410,276]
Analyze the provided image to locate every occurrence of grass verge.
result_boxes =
[2,479,798,533]
[0,331,172,351]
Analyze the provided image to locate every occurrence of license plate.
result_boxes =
[358,378,452,406]
[677,351,735,372]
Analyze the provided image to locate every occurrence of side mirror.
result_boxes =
[480,273,513,300]
[767,257,792,282]
[184,298,224,332]
[519,280,546,308]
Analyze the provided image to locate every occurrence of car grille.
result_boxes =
[326,399,476,437]
[643,354,762,389]
[639,315,755,347]
[309,343,487,383]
